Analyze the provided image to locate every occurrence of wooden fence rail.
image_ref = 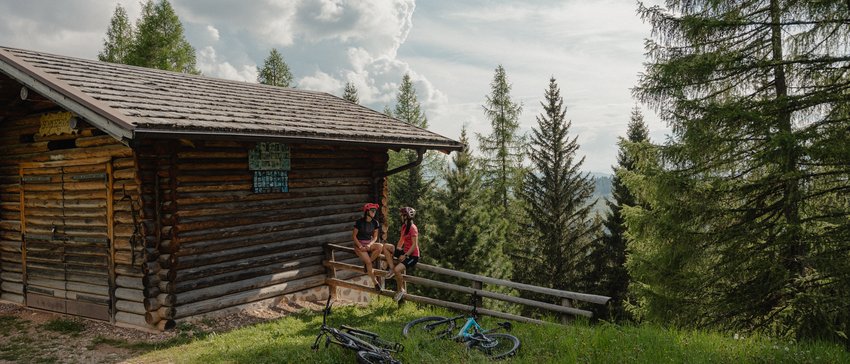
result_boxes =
[323,243,611,325]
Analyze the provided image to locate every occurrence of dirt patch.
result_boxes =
[0,298,334,364]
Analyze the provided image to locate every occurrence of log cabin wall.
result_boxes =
[140,139,388,323]
[0,94,137,322]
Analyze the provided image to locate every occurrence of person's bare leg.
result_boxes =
[357,249,379,286]
[382,244,395,275]
[394,264,406,291]
[369,244,382,262]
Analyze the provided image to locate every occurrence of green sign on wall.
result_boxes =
[249,142,290,193]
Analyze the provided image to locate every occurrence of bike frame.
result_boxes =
[312,297,403,356]
[456,316,485,340]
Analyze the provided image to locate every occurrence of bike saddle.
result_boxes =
[498,322,513,331]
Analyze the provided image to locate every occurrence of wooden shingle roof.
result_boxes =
[0,46,462,151]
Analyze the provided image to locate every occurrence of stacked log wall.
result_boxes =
[158,140,387,320]
[0,109,133,309]
[124,139,175,330]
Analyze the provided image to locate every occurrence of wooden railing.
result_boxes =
[322,243,610,325]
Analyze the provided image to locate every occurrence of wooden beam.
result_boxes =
[325,278,549,325]
[325,243,610,305]
[404,275,593,318]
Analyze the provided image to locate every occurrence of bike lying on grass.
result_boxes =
[402,293,520,360]
[312,296,404,364]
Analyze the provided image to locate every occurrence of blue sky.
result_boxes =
[0,0,666,173]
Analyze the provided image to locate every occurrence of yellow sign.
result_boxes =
[38,112,77,137]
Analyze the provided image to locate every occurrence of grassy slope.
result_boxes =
[128,297,848,364]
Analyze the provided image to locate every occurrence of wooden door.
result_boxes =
[20,158,113,321]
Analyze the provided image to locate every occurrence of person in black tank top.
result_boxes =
[352,203,383,291]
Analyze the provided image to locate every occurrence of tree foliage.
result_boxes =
[589,106,649,321]
[628,0,850,344]
[99,0,197,74]
[514,77,600,310]
[387,74,430,243]
[478,65,524,212]
[257,48,293,87]
[98,4,133,64]
[424,128,511,304]
[342,82,359,103]
[129,0,198,74]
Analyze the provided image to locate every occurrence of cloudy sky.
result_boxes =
[0,0,666,173]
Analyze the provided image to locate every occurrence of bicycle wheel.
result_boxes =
[356,350,401,364]
[402,316,455,340]
[469,333,520,360]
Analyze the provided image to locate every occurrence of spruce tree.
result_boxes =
[515,77,599,309]
[387,74,429,243]
[342,82,359,103]
[420,128,513,310]
[127,0,198,74]
[478,65,524,212]
[628,0,850,343]
[589,106,649,321]
[98,4,134,64]
[257,49,293,87]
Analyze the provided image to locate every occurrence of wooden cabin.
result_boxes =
[0,46,462,330]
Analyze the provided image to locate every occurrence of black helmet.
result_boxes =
[399,207,416,219]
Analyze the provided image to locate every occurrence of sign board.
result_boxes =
[37,112,77,137]
[249,142,290,193]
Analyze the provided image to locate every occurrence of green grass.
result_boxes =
[124,298,848,364]
[40,318,86,337]
[0,315,29,336]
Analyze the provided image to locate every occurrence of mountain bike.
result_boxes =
[312,296,404,364]
[402,293,520,360]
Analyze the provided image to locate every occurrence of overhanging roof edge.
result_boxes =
[133,128,464,152]
[0,48,134,144]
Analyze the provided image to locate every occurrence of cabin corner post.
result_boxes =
[18,165,27,306]
[323,243,337,300]
[142,140,178,329]
[107,159,116,323]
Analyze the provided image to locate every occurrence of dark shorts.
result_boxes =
[393,248,419,268]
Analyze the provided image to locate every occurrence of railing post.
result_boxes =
[560,298,573,324]
[472,280,483,307]
[324,243,337,300]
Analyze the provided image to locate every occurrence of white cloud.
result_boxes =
[197,46,257,82]
[298,70,342,92]
[205,25,220,42]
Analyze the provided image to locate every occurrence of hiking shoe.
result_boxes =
[394,289,406,302]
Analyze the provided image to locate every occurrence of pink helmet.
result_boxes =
[362,203,380,212]
[399,207,416,219]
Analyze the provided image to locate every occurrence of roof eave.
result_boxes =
[132,128,464,153]
[0,48,135,144]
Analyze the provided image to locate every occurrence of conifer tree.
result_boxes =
[515,77,599,308]
[98,4,133,63]
[478,65,524,212]
[589,106,649,321]
[257,49,293,87]
[342,82,359,103]
[422,128,512,307]
[127,0,198,74]
[628,0,850,343]
[387,74,429,243]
